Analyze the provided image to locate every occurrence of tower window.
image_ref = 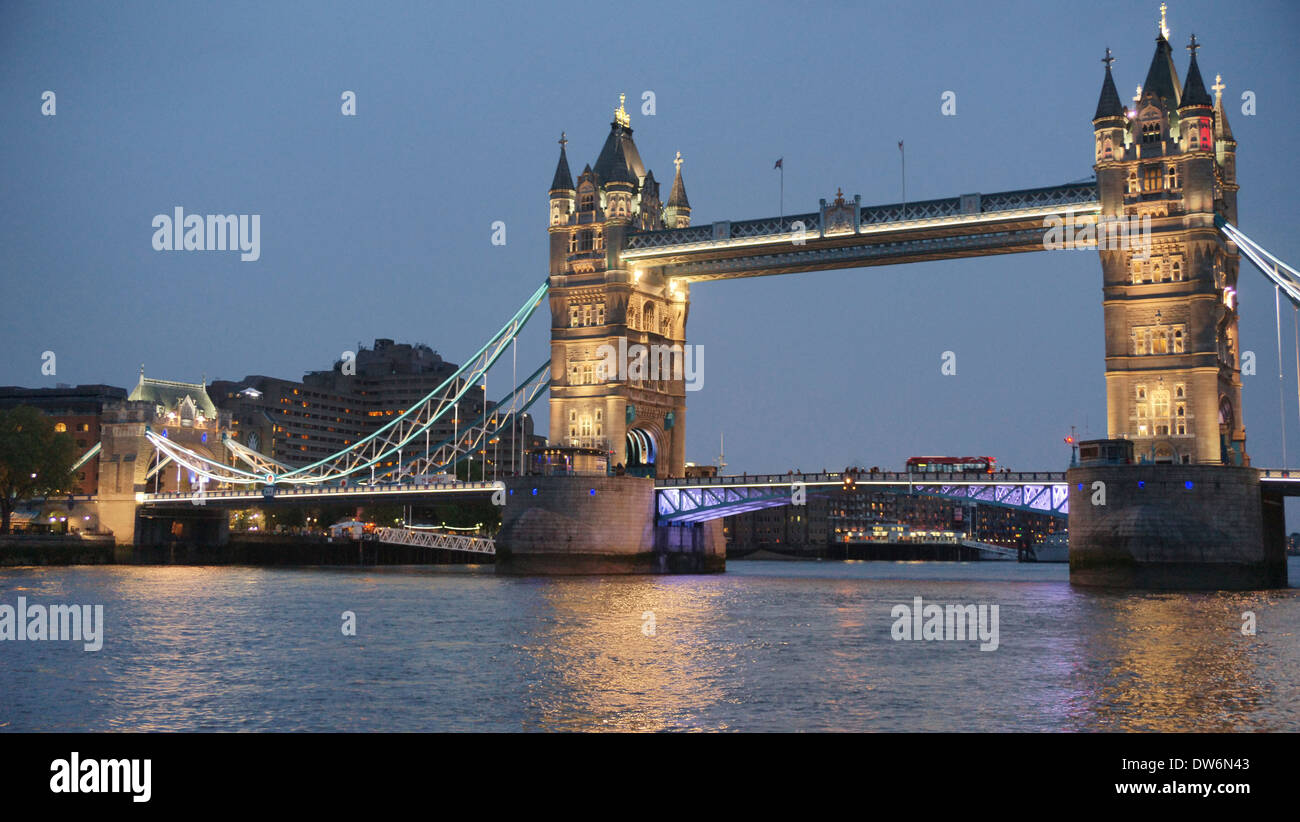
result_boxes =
[1167,165,1180,189]
[1143,165,1163,192]
[579,230,594,252]
[580,190,595,211]
[1173,328,1185,353]
[1141,121,1161,144]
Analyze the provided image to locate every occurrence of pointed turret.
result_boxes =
[1213,73,1234,142]
[664,151,691,228]
[602,132,636,221]
[603,133,637,190]
[1141,24,1181,108]
[550,132,574,193]
[1179,35,1212,109]
[593,95,646,185]
[1093,49,1128,165]
[548,133,576,230]
[1094,49,1126,121]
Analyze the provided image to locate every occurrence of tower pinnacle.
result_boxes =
[615,93,630,129]
[1160,2,1169,39]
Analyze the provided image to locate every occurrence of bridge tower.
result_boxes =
[546,97,690,478]
[1070,10,1284,589]
[1093,16,1244,465]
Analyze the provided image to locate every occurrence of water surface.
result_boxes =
[1,559,1296,732]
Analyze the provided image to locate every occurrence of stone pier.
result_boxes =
[1067,462,1287,590]
[494,474,724,575]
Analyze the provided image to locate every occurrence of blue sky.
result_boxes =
[2,0,1298,479]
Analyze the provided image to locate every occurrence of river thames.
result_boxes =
[1,559,1297,732]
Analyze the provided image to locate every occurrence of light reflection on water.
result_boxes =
[0,560,1296,732]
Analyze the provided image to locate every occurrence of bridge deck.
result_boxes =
[623,182,1101,282]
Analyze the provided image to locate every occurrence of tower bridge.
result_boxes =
[56,8,1295,587]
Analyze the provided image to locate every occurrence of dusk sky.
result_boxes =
[3,0,1298,478]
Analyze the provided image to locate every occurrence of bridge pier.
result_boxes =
[494,475,724,575]
[1066,463,1287,590]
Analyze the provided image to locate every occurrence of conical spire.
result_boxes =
[1212,73,1235,142]
[550,132,574,192]
[604,130,637,189]
[1179,35,1212,109]
[667,151,690,210]
[593,96,645,184]
[1094,48,1126,120]
[1141,22,1181,106]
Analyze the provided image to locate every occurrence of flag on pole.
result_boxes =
[773,157,783,169]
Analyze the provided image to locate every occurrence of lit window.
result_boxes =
[1143,165,1162,192]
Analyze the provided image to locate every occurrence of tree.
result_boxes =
[0,406,78,534]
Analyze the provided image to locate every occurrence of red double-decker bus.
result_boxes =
[905,456,997,474]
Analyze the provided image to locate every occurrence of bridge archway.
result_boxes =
[625,427,657,477]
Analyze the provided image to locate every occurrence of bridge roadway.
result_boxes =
[655,471,1071,523]
[109,466,1300,514]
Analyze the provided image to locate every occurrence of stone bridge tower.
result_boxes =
[546,96,690,477]
[1092,13,1244,465]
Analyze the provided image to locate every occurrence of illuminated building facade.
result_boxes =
[1093,16,1244,464]
[547,97,691,478]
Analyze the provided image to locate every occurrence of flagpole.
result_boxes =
[899,140,906,221]
[780,164,784,225]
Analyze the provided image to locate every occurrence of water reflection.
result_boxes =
[515,577,733,731]
[1068,590,1297,731]
[0,561,1296,731]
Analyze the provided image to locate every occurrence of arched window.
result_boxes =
[579,187,595,211]
[579,230,594,252]
[1103,137,1114,160]
[627,306,638,330]
[643,301,655,331]
[1153,390,1170,418]
[1153,329,1168,354]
